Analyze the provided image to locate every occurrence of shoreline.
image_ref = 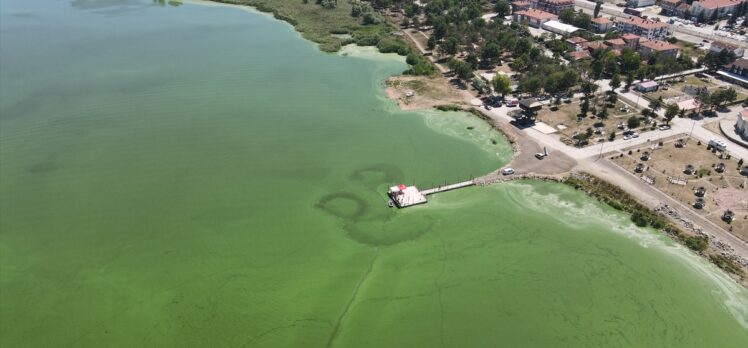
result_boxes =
[202,0,747,287]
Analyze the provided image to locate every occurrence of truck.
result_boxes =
[708,139,727,151]
[623,8,642,17]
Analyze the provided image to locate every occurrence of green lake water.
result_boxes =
[1,0,747,346]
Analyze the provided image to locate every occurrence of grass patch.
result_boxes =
[211,0,394,53]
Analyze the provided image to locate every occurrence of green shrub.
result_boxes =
[684,235,708,252]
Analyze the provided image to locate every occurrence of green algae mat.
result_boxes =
[1,0,747,346]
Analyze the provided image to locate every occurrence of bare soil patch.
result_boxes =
[385,75,466,111]
[610,136,748,241]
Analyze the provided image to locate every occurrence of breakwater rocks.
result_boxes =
[656,204,748,269]
[474,172,568,186]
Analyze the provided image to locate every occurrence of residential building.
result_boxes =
[582,41,607,53]
[710,41,745,57]
[512,0,533,11]
[513,9,558,28]
[718,58,748,86]
[691,0,746,20]
[590,17,614,33]
[737,109,748,139]
[660,0,683,15]
[626,0,656,7]
[615,17,669,39]
[566,36,588,51]
[621,33,643,50]
[532,0,575,14]
[675,3,692,17]
[635,80,659,92]
[568,50,591,61]
[604,38,626,51]
[638,40,680,58]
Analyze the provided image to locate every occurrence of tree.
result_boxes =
[481,42,501,66]
[495,0,511,17]
[625,73,635,88]
[590,60,604,80]
[441,36,459,56]
[603,51,619,76]
[581,80,598,98]
[573,11,592,30]
[404,3,420,17]
[620,48,642,74]
[599,105,609,119]
[649,97,663,114]
[711,88,738,108]
[627,116,641,129]
[519,75,543,96]
[696,90,712,112]
[610,74,621,91]
[559,9,575,24]
[427,36,436,50]
[580,99,590,117]
[664,103,679,125]
[594,2,602,18]
[492,74,512,97]
[449,59,474,80]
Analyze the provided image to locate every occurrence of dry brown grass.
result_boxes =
[611,136,748,240]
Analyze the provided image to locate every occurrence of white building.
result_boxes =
[635,80,659,92]
[691,0,746,19]
[541,20,581,35]
[737,109,748,139]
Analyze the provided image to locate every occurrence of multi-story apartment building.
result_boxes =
[615,17,669,40]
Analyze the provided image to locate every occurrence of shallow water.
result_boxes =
[1,0,746,346]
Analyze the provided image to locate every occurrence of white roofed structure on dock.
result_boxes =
[388,184,427,208]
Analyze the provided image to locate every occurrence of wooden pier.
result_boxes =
[420,180,475,196]
[388,180,475,208]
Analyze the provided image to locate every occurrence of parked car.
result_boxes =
[501,168,515,175]
[659,125,671,131]
[535,153,546,160]
[506,99,519,107]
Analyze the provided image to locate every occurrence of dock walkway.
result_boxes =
[420,180,475,196]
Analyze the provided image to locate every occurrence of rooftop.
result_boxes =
[712,41,739,50]
[617,16,668,30]
[568,50,591,60]
[542,20,580,33]
[638,80,659,88]
[621,33,641,40]
[724,58,748,70]
[605,38,626,46]
[566,36,588,44]
[639,40,680,51]
[514,9,558,20]
[591,17,613,24]
[583,41,607,50]
[693,0,745,9]
[662,0,681,3]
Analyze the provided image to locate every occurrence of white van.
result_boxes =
[708,139,727,151]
